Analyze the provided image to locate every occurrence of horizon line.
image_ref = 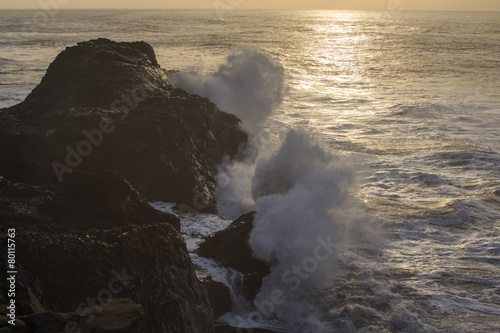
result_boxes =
[0,7,499,12]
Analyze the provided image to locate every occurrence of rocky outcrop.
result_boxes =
[0,38,251,332]
[1,262,154,333]
[0,38,247,213]
[197,212,271,301]
[0,173,213,332]
[0,171,180,231]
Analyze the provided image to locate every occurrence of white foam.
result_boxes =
[149,201,232,251]
[191,254,252,314]
[148,201,176,214]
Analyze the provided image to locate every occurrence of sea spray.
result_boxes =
[248,130,359,332]
[251,130,354,286]
[169,46,285,133]
[215,157,257,219]
[215,129,286,219]
[170,46,286,219]
[172,47,367,331]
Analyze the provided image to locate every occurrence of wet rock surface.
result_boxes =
[199,277,232,319]
[197,212,271,301]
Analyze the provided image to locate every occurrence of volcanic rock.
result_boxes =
[0,174,212,332]
[199,277,232,319]
[0,38,247,212]
[0,171,180,231]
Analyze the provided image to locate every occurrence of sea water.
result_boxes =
[1,9,500,332]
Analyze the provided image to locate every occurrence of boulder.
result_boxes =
[15,224,213,332]
[200,277,232,319]
[197,212,271,301]
[0,175,212,332]
[0,38,247,212]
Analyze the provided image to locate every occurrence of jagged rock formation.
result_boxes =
[0,38,247,213]
[18,298,146,333]
[0,173,213,332]
[0,171,180,231]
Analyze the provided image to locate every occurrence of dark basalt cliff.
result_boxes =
[0,39,249,332]
[0,38,247,213]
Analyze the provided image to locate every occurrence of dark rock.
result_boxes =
[13,224,213,333]
[79,298,146,333]
[15,282,44,316]
[0,317,26,332]
[56,170,181,230]
[0,38,247,212]
[20,298,145,333]
[0,172,180,231]
[0,38,250,332]
[200,277,232,319]
[15,269,46,314]
[197,212,267,274]
[0,267,45,319]
[0,175,212,332]
[19,312,73,333]
[197,212,270,301]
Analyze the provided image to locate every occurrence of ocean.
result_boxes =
[1,8,500,332]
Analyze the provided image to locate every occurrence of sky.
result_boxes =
[1,0,499,11]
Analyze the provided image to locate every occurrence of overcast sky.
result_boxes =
[1,0,499,11]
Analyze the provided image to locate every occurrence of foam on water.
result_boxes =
[148,201,176,214]
[149,201,232,250]
[430,294,500,317]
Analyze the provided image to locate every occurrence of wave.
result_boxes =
[389,102,457,119]
[172,47,375,331]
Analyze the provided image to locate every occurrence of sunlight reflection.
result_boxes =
[293,11,377,109]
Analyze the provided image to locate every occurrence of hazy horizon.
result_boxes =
[1,0,500,11]
[1,8,500,12]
